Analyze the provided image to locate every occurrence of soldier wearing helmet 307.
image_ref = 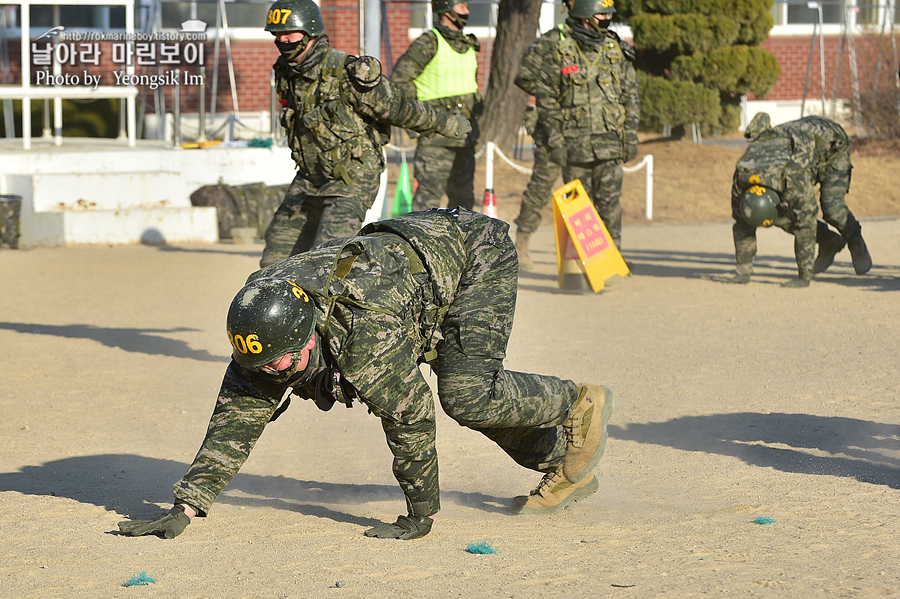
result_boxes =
[726,113,872,288]
[118,209,614,540]
[260,0,471,268]
[390,0,482,212]
[533,0,640,251]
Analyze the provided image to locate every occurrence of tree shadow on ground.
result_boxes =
[0,454,513,531]
[0,321,224,362]
[610,412,900,489]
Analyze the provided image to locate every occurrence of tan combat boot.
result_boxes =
[516,465,599,515]
[516,231,534,271]
[562,384,614,483]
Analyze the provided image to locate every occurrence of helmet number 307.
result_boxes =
[229,332,264,355]
[267,9,292,25]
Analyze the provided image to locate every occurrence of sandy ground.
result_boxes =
[1,207,899,598]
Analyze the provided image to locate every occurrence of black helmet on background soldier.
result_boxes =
[569,0,616,19]
[740,185,779,228]
[432,0,469,28]
[226,278,317,369]
[432,0,467,14]
[265,0,325,36]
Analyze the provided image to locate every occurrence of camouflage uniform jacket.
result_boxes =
[275,36,451,194]
[731,128,823,234]
[174,210,487,518]
[390,24,482,148]
[534,23,639,163]
[772,116,851,183]
[514,24,566,145]
[731,128,824,278]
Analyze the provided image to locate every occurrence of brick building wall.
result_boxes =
[760,34,896,103]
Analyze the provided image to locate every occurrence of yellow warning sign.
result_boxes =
[552,180,630,293]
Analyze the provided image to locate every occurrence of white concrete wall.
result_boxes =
[743,99,851,130]
[0,141,297,247]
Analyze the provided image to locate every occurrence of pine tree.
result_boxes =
[616,0,781,135]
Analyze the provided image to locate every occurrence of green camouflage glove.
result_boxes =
[118,505,191,539]
[723,273,751,284]
[549,146,568,168]
[364,515,433,540]
[624,131,639,162]
[438,114,472,140]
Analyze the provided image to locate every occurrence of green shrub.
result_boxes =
[672,45,780,96]
[637,73,721,132]
[622,0,777,134]
[631,13,739,55]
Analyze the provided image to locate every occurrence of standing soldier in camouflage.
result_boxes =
[512,1,572,270]
[534,0,640,251]
[118,209,614,540]
[261,0,471,268]
[390,0,481,212]
[726,113,872,287]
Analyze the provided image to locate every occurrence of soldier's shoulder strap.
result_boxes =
[321,48,350,80]
[606,30,635,62]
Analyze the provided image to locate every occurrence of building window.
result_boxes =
[159,0,269,31]
[410,0,494,29]
[772,0,898,27]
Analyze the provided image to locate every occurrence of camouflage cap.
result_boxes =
[744,112,772,140]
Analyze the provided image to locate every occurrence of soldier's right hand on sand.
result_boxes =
[363,515,433,540]
[118,506,191,539]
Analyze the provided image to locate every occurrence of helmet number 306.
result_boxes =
[267,9,292,25]
[229,331,264,355]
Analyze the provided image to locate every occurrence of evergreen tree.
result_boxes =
[616,0,781,134]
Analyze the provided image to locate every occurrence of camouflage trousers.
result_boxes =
[564,159,624,248]
[260,172,378,267]
[435,210,578,474]
[818,163,857,240]
[514,141,562,235]
[412,142,476,212]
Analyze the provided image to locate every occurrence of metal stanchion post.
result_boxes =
[197,66,208,142]
[173,68,181,146]
[42,97,51,139]
[270,69,278,140]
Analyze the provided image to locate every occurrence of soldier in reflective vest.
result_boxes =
[261,0,471,268]
[390,0,482,212]
[534,0,640,250]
